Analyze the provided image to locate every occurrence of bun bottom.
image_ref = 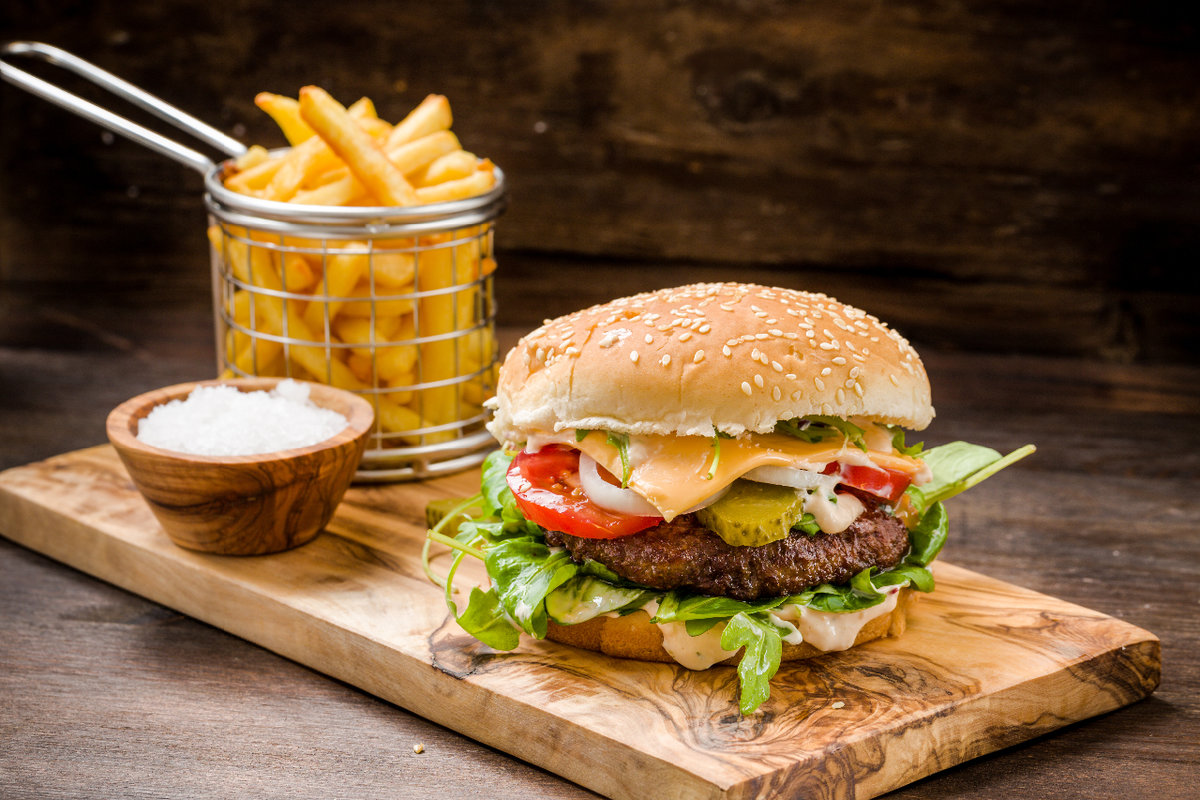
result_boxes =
[545,588,914,667]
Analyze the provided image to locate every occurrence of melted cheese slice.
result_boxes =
[533,429,925,521]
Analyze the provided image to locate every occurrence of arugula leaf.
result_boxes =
[720,613,785,715]
[455,587,522,650]
[606,432,633,487]
[807,415,868,452]
[776,415,867,451]
[914,442,1036,510]
[907,501,949,566]
[575,429,633,486]
[793,512,820,536]
[653,592,786,624]
[886,425,924,456]
[775,418,834,443]
[484,537,578,638]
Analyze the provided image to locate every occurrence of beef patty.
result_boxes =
[543,505,910,600]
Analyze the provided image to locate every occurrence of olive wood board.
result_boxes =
[0,445,1160,800]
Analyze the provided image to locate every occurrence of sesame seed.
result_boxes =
[755,333,769,340]
[630,350,639,363]
[836,387,846,404]
[679,332,692,342]
[849,366,860,378]
[805,329,815,338]
[889,374,899,386]
[694,350,705,363]
[698,323,711,333]
[854,382,864,397]
[832,356,847,365]
[722,345,732,357]
[814,377,826,391]
[741,381,753,396]
[772,386,782,401]
[845,378,856,388]
[819,342,835,350]
[754,374,764,389]
[661,354,671,366]
[565,346,579,356]
[769,329,783,337]
[785,373,796,380]
[751,348,761,360]
[771,360,783,372]
[645,334,653,344]
[821,367,832,376]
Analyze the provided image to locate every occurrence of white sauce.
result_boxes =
[657,619,735,670]
[775,588,900,652]
[803,488,865,534]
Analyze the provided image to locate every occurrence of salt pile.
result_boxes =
[136,380,349,456]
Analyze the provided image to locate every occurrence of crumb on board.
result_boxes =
[413,743,425,754]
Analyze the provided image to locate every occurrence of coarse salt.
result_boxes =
[136,380,348,456]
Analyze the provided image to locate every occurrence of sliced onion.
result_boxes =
[681,484,732,515]
[742,465,833,490]
[578,453,661,517]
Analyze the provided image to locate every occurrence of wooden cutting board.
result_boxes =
[0,445,1160,800]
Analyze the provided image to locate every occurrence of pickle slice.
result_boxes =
[696,480,806,547]
[425,496,480,532]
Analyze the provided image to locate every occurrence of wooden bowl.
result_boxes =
[106,378,374,555]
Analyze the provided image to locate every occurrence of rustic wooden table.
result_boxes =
[1,300,1197,799]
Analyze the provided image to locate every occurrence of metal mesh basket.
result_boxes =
[205,169,506,481]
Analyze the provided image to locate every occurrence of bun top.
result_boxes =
[488,283,934,444]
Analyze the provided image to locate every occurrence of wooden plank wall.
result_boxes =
[2,1,1197,364]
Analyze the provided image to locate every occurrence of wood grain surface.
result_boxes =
[0,444,1160,800]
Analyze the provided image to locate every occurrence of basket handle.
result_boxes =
[0,41,246,175]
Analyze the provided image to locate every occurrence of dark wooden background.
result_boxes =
[4,0,1199,365]
[3,2,1199,799]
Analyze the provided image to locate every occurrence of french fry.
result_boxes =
[338,283,416,318]
[413,167,496,204]
[234,144,271,171]
[255,93,314,145]
[224,155,285,194]
[369,250,416,288]
[386,93,452,149]
[385,131,462,177]
[332,315,403,357]
[279,252,316,292]
[411,149,478,186]
[299,86,418,206]
[414,236,459,436]
[303,243,369,332]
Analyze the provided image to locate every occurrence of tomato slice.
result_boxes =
[507,446,662,539]
[824,461,913,504]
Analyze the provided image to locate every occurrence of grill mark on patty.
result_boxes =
[544,506,910,600]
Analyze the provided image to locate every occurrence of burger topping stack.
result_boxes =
[426,283,1033,714]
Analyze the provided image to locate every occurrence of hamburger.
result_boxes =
[426,282,1033,713]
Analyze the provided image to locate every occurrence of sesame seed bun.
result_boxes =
[488,282,934,445]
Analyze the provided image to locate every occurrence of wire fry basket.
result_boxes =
[206,177,505,480]
[2,41,506,480]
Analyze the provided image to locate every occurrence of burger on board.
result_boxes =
[426,282,1034,714]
